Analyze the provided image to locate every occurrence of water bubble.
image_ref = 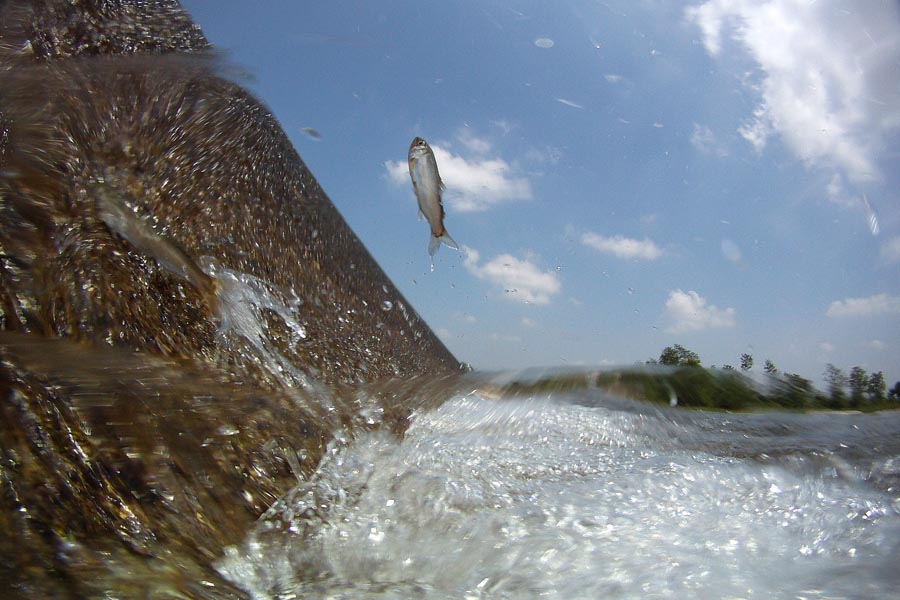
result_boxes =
[721,239,742,264]
[381,300,393,311]
[861,194,879,236]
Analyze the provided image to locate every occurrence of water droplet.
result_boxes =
[627,287,635,295]
[381,300,393,311]
[299,127,322,140]
[534,37,554,48]
[217,425,239,436]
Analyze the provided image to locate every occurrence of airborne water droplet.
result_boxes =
[381,300,393,311]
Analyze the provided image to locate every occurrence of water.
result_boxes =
[216,390,900,599]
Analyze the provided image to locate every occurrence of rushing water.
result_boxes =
[215,388,900,599]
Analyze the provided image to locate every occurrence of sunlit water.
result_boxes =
[216,390,900,599]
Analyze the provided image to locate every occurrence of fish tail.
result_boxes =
[429,230,459,256]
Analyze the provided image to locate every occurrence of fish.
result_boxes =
[407,136,458,256]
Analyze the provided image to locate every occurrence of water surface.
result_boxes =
[217,387,900,599]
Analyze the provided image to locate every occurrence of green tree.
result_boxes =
[740,353,754,371]
[659,344,701,367]
[771,372,813,410]
[824,364,847,407]
[889,382,900,402]
[722,364,735,370]
[848,366,868,406]
[867,371,886,402]
[763,359,777,374]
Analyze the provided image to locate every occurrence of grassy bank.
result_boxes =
[494,367,900,412]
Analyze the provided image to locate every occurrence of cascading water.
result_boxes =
[216,391,900,599]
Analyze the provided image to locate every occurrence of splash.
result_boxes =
[215,391,900,599]
[199,257,322,397]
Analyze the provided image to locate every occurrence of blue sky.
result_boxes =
[181,1,900,388]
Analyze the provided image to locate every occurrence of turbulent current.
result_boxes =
[215,388,900,599]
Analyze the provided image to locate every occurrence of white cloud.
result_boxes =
[456,129,491,155]
[521,317,537,328]
[881,237,900,264]
[463,246,561,305]
[826,293,900,318]
[686,0,900,183]
[385,143,532,212]
[581,232,663,260]
[825,173,856,208]
[663,289,736,334]
[819,341,835,354]
[690,123,729,157]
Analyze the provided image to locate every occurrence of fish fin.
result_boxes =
[428,235,441,256]
[428,231,458,256]
[418,208,425,221]
[441,231,459,251]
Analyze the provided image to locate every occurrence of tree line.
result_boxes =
[640,344,900,411]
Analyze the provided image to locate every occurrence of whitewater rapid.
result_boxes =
[217,389,900,599]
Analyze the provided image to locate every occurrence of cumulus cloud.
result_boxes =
[385,141,532,212]
[686,0,900,183]
[581,232,663,260]
[690,123,729,157]
[456,129,491,155]
[826,293,900,318]
[663,289,736,334]
[463,246,561,305]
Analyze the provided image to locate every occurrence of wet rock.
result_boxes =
[0,0,460,596]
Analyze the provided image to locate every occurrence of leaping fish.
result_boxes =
[408,136,458,257]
